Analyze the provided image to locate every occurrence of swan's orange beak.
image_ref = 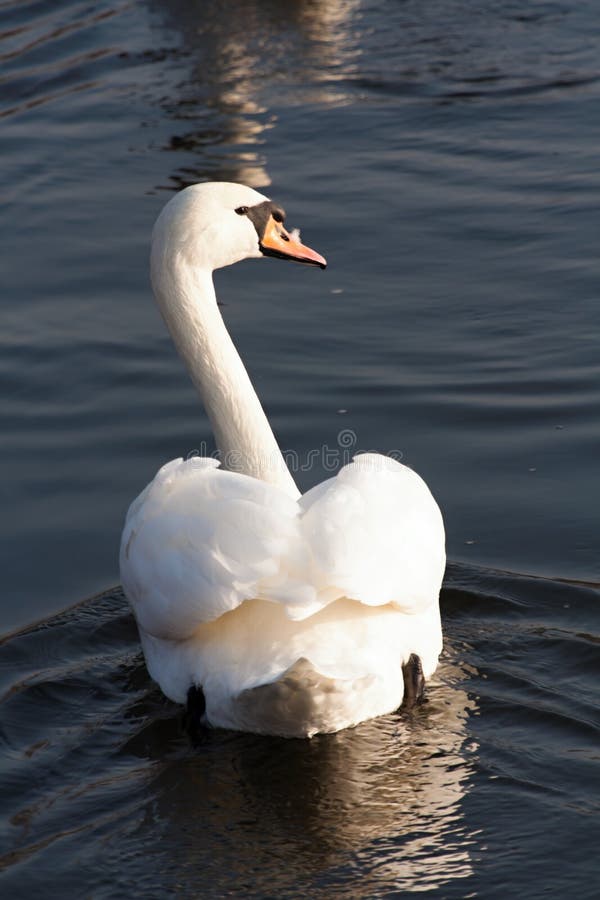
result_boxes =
[260,216,327,269]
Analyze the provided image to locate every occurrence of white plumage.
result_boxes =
[120,182,445,738]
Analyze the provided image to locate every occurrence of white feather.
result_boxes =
[120,183,445,737]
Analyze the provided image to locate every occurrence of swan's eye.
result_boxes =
[235,206,249,216]
[272,209,284,224]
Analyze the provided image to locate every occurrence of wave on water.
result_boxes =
[1,564,598,898]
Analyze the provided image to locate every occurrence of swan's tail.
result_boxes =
[233,657,385,738]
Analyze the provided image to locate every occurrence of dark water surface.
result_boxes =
[1,0,599,896]
[2,568,599,897]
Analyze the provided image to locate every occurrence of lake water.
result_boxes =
[1,0,599,896]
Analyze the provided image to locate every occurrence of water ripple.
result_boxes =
[1,565,598,895]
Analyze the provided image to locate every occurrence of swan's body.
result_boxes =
[120,182,445,738]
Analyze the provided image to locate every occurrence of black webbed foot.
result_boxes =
[400,653,426,710]
[184,684,208,744]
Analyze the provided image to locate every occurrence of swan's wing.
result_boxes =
[121,452,445,643]
[120,457,313,641]
[299,453,445,615]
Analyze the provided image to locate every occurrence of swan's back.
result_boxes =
[121,453,444,736]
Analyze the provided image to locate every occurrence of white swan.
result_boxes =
[120,182,445,738]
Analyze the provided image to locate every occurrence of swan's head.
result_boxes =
[151,182,326,278]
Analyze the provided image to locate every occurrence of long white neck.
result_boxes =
[154,256,300,500]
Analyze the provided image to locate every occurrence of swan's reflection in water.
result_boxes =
[128,651,478,896]
[148,0,362,189]
[1,591,482,896]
